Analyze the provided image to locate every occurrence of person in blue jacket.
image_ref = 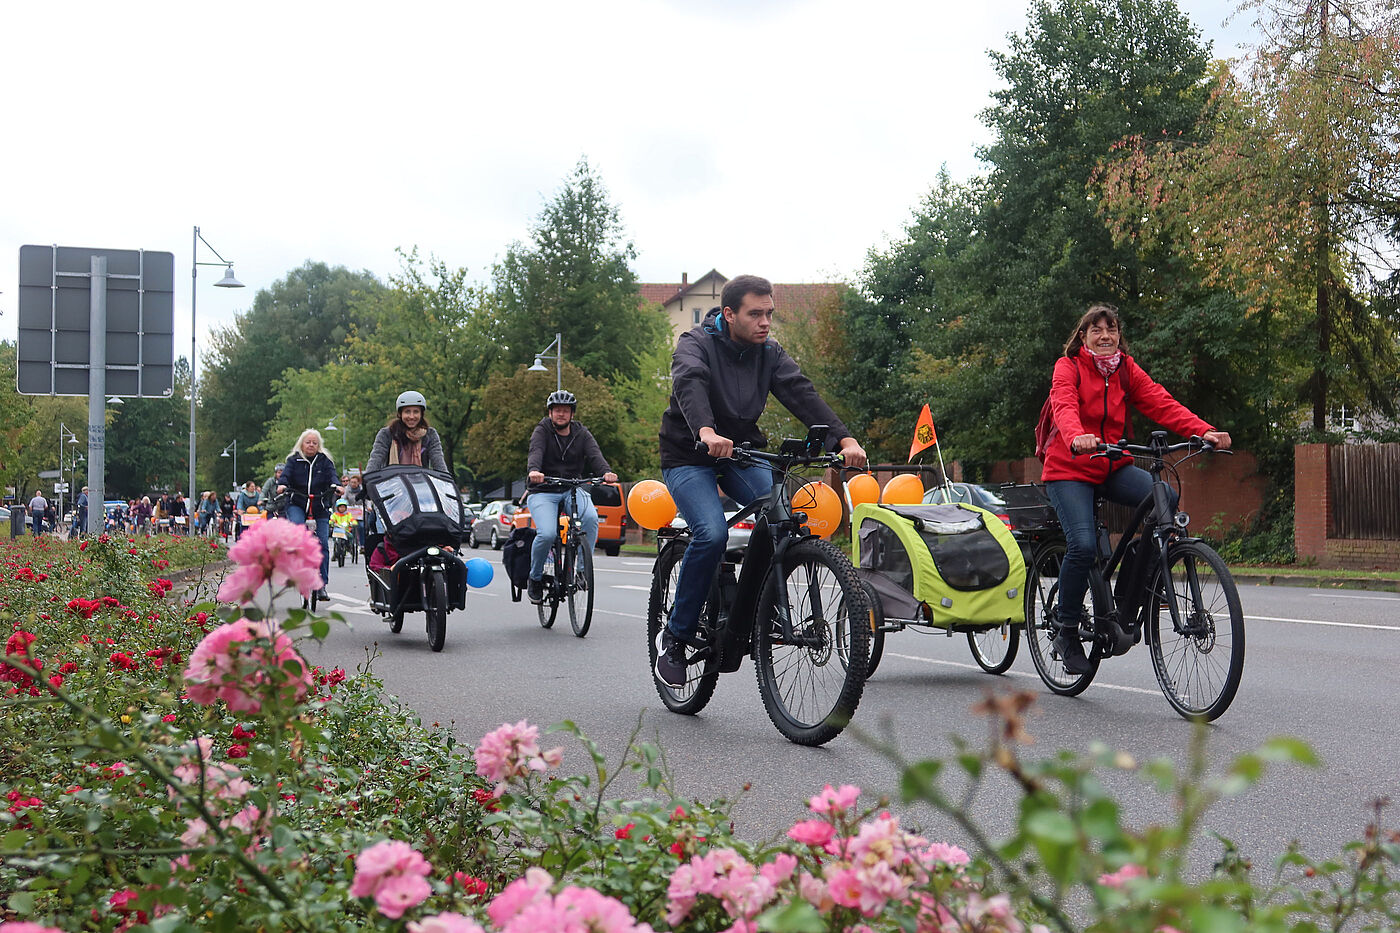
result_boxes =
[278,429,343,599]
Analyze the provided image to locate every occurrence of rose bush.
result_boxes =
[3,524,1397,932]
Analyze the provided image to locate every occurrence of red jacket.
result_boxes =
[1040,350,1214,484]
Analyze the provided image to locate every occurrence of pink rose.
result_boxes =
[218,517,324,602]
[407,913,487,933]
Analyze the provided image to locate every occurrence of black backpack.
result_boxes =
[502,525,537,594]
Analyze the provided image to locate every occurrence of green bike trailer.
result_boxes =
[853,502,1026,629]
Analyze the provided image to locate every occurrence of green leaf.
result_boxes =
[1187,904,1248,933]
[899,759,943,802]
[6,891,35,915]
[1025,809,1078,846]
[756,899,827,932]
[1256,737,1319,767]
[310,619,331,640]
[0,829,27,852]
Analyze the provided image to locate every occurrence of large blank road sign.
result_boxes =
[16,245,175,397]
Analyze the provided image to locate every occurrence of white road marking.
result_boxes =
[622,560,655,567]
[1245,615,1398,632]
[594,608,646,620]
[887,653,1162,697]
[613,584,651,592]
[1307,592,1400,601]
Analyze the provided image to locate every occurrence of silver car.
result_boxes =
[664,494,754,550]
[468,500,517,549]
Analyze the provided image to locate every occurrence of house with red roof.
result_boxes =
[640,270,843,340]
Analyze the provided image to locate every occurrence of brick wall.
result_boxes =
[987,451,1265,535]
[1294,443,1400,571]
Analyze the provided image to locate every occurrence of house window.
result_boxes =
[693,308,702,324]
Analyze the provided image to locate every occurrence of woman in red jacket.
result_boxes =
[1042,303,1231,674]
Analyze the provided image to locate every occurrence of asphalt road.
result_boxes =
[301,545,1400,873]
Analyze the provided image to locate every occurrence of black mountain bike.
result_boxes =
[1023,432,1245,720]
[646,427,872,746]
[534,476,604,638]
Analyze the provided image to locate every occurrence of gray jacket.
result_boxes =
[659,307,851,469]
[365,426,447,473]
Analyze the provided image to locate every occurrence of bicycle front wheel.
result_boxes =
[1024,541,1098,695]
[1148,540,1244,721]
[646,540,720,715]
[753,538,870,747]
[566,542,594,638]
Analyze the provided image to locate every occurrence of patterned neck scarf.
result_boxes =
[1082,346,1122,377]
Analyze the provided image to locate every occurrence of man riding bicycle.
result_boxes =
[655,274,867,688]
[525,389,618,605]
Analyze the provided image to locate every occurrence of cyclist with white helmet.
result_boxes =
[366,390,448,473]
[525,389,618,604]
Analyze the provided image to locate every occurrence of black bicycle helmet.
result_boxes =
[545,389,577,411]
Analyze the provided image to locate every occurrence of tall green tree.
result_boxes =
[492,159,668,383]
[859,0,1219,465]
[200,262,385,460]
[1097,0,1400,430]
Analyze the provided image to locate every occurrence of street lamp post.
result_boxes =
[220,440,238,492]
[324,414,347,472]
[528,332,563,391]
[190,226,245,504]
[58,422,82,520]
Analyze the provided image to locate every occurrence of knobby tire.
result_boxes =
[646,540,720,715]
[753,538,870,747]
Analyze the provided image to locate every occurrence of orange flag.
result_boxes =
[908,404,937,462]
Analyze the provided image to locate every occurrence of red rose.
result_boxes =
[227,744,249,759]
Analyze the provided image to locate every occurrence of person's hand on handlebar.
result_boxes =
[1071,433,1101,455]
[603,471,618,483]
[698,427,734,460]
[838,437,868,469]
[1202,430,1231,451]
[528,471,545,485]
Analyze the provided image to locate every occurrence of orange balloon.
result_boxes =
[881,473,925,505]
[846,473,879,509]
[627,479,677,530]
[791,481,842,538]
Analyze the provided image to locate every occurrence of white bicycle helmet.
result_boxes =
[546,389,577,411]
[396,390,427,411]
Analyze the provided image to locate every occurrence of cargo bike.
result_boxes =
[845,467,1041,676]
[361,465,473,652]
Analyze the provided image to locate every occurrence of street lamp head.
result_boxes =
[214,265,244,288]
[324,421,337,432]
[528,357,547,372]
[107,396,123,405]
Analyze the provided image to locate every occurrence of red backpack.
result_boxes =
[1034,360,1133,462]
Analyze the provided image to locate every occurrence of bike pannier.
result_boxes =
[501,526,537,591]
[853,502,1025,628]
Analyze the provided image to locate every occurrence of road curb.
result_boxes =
[1229,572,1400,593]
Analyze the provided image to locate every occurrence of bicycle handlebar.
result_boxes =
[695,439,842,470]
[1091,435,1233,461]
[535,475,608,487]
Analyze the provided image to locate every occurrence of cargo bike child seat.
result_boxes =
[852,499,1026,675]
[362,464,470,651]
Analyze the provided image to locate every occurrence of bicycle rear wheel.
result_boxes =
[646,540,720,715]
[537,545,560,629]
[753,538,870,747]
[1148,540,1244,721]
[566,542,594,638]
[1024,541,1098,695]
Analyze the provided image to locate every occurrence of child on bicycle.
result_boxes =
[1040,302,1231,674]
[330,498,357,545]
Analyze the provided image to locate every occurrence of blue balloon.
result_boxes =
[465,557,493,589]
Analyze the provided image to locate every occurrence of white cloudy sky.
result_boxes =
[1,0,1254,358]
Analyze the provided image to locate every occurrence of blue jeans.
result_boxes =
[662,462,773,642]
[285,504,331,589]
[1046,465,1175,629]
[527,490,599,580]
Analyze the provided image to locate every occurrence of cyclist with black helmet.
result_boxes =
[525,389,618,604]
[366,390,448,473]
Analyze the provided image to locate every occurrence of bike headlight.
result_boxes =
[427,546,440,556]
[1173,511,1190,529]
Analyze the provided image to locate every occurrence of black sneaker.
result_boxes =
[527,578,544,604]
[1053,632,1092,675]
[654,629,688,689]
[315,587,330,601]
